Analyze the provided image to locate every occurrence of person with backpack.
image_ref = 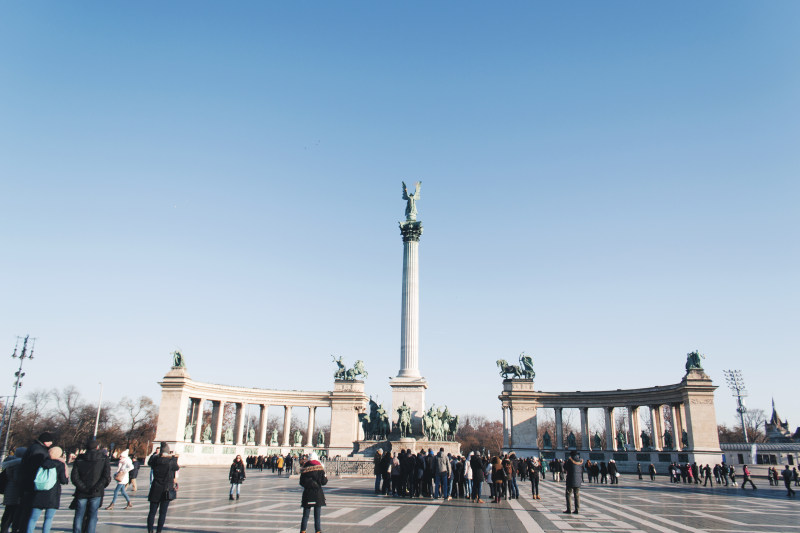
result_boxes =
[18,433,55,532]
[105,450,134,510]
[1,447,27,533]
[25,446,67,533]
[70,439,111,533]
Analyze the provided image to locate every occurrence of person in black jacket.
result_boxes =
[470,451,485,503]
[228,456,245,500]
[25,446,68,533]
[564,451,583,515]
[70,439,111,533]
[299,452,327,533]
[147,442,180,533]
[19,432,55,530]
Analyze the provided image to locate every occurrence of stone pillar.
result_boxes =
[212,400,224,444]
[257,404,268,446]
[502,405,510,450]
[626,407,636,449]
[154,366,193,444]
[306,407,316,447]
[630,406,641,449]
[329,380,368,457]
[652,405,664,450]
[398,220,423,378]
[671,403,685,449]
[193,398,205,443]
[234,403,245,445]
[681,369,722,464]
[605,407,615,451]
[281,406,292,447]
[580,408,590,450]
[649,405,660,450]
[554,408,564,450]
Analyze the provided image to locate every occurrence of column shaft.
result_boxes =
[502,406,509,450]
[234,403,245,445]
[193,398,204,443]
[605,407,615,451]
[212,401,224,445]
[282,406,292,446]
[580,408,590,450]
[652,405,664,450]
[306,407,316,447]
[554,408,563,450]
[399,238,421,377]
[631,407,641,449]
[258,404,268,446]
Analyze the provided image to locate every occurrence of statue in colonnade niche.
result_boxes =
[317,429,325,447]
[293,429,303,447]
[593,432,602,450]
[682,430,689,449]
[616,429,627,450]
[663,430,673,449]
[270,428,279,446]
[183,423,194,441]
[542,431,552,449]
[202,425,212,442]
[640,430,651,449]
[247,428,255,444]
[567,432,576,449]
[224,427,233,444]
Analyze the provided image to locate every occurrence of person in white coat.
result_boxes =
[106,450,134,510]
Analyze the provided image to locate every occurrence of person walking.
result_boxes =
[229,455,245,500]
[741,465,757,490]
[530,458,541,499]
[147,442,180,533]
[782,466,796,497]
[70,439,111,533]
[1,447,26,533]
[636,463,642,480]
[25,446,68,533]
[126,456,141,492]
[563,451,583,515]
[298,452,326,533]
[105,450,134,510]
[648,463,656,481]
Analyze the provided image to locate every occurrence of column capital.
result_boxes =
[399,220,423,242]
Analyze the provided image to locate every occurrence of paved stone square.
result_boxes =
[34,467,799,532]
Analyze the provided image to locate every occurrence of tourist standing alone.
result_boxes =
[70,439,111,533]
[783,466,796,497]
[563,451,583,515]
[106,450,134,510]
[299,452,327,533]
[229,455,245,500]
[147,443,180,533]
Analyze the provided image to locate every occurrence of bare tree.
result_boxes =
[119,396,157,448]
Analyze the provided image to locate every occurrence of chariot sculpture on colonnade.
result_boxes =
[497,352,535,380]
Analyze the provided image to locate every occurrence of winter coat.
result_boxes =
[31,459,68,509]
[380,452,392,475]
[470,456,485,482]
[229,460,246,484]
[565,457,584,488]
[608,461,618,477]
[435,453,451,476]
[373,453,384,475]
[2,452,24,506]
[70,449,111,500]
[299,461,327,508]
[114,454,134,485]
[491,459,506,483]
[148,454,180,503]
[20,440,49,495]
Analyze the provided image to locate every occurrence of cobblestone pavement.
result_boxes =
[30,467,799,532]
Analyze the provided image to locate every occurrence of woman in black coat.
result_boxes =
[229,455,246,500]
[26,446,68,533]
[299,452,327,533]
[147,443,180,533]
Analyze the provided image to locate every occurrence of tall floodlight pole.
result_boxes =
[1,336,36,462]
[724,369,748,443]
[94,382,104,438]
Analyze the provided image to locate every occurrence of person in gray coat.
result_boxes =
[564,451,584,515]
[1,447,26,533]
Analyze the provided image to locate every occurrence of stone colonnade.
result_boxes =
[155,367,368,465]
[499,369,722,466]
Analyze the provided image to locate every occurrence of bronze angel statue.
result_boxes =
[402,181,421,221]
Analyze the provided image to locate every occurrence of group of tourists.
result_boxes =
[244,454,293,475]
[0,433,179,533]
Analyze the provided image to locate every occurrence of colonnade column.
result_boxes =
[281,406,292,447]
[212,401,225,444]
[671,403,685,449]
[649,405,660,451]
[502,406,510,450]
[193,398,205,442]
[604,407,615,451]
[652,405,664,450]
[306,407,316,447]
[234,403,245,445]
[257,404,269,446]
[580,408,590,450]
[554,408,564,450]
[629,406,641,449]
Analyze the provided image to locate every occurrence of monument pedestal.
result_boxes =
[390,377,428,435]
[329,380,369,458]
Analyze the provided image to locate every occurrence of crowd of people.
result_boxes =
[244,454,295,475]
[0,433,179,533]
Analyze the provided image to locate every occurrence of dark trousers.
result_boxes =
[471,480,483,500]
[301,506,321,532]
[381,473,391,494]
[704,475,713,487]
[147,500,170,533]
[530,477,539,496]
[742,477,757,489]
[565,487,580,512]
[0,504,19,533]
[785,481,796,496]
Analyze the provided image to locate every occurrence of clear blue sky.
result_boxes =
[2,2,798,431]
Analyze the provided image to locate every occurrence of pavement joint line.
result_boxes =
[396,503,438,533]
[507,498,546,533]
[357,505,400,525]
[685,508,747,526]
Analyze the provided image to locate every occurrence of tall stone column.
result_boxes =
[234,403,245,445]
[212,400,225,445]
[390,218,428,434]
[580,408,590,450]
[649,405,660,450]
[605,407,616,451]
[627,406,638,449]
[306,407,316,447]
[281,406,292,447]
[670,403,683,449]
[502,406,509,449]
[193,398,205,443]
[554,408,564,450]
[630,406,641,449]
[257,404,268,446]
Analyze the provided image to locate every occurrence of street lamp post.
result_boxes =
[94,382,104,438]
[0,336,36,462]
[723,369,748,443]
